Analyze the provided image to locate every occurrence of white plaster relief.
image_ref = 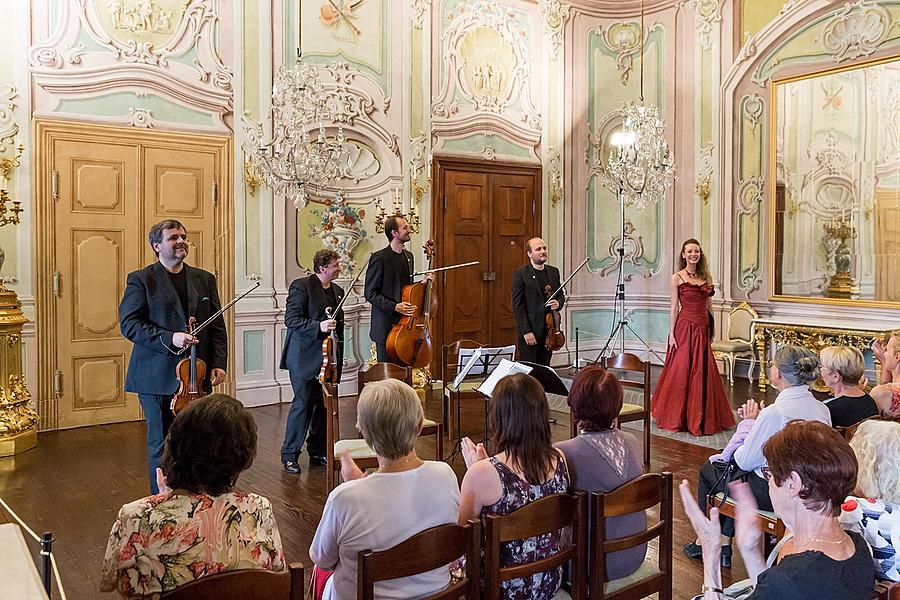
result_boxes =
[128,107,154,127]
[411,0,432,29]
[538,0,571,59]
[690,0,722,50]
[599,220,651,280]
[547,147,563,207]
[736,176,764,295]
[598,22,662,85]
[817,0,892,63]
[0,85,20,155]
[696,142,714,203]
[481,145,497,160]
[743,93,764,132]
[408,132,429,179]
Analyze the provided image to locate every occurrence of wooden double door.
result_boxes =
[434,159,541,352]
[34,121,232,430]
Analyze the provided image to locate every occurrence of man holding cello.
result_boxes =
[279,249,344,474]
[512,237,565,366]
[119,219,228,494]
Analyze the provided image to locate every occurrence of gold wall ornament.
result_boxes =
[243,160,262,197]
[373,188,420,234]
[0,284,37,456]
[695,173,711,205]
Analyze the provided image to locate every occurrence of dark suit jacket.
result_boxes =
[279,275,345,380]
[119,262,228,395]
[364,246,414,344]
[511,263,565,339]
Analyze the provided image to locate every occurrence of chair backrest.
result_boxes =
[322,382,340,441]
[483,491,587,600]
[359,362,413,387]
[601,353,651,405]
[358,520,481,600]
[726,301,757,343]
[441,339,483,383]
[590,472,673,599]
[161,563,305,600]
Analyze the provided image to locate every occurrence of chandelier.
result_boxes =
[596,0,675,210]
[245,21,349,208]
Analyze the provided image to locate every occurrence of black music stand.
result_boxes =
[444,346,514,465]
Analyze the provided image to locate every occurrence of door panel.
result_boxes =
[876,189,900,301]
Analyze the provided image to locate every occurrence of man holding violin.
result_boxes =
[365,216,433,363]
[119,219,228,494]
[512,237,565,366]
[279,249,344,475]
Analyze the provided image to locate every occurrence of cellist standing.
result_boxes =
[511,237,565,366]
[279,249,344,475]
[119,220,228,494]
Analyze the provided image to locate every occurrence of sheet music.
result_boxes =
[453,347,483,389]
[477,359,532,397]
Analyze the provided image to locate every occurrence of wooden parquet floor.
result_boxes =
[0,374,772,600]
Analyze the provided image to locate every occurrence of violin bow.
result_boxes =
[413,260,480,276]
[175,281,260,355]
[330,260,367,317]
[544,257,589,307]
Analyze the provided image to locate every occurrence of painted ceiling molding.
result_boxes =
[538,0,571,59]
[431,0,542,144]
[30,0,233,131]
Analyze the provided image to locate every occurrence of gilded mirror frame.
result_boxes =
[768,53,900,308]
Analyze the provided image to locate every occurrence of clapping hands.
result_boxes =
[737,398,764,420]
[461,437,488,468]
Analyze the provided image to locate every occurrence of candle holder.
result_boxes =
[0,144,24,228]
[823,215,857,299]
[373,188,420,234]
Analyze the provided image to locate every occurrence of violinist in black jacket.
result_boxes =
[511,237,565,366]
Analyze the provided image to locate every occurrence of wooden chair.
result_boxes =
[709,492,785,557]
[441,340,485,443]
[875,580,900,600]
[359,362,443,459]
[834,415,876,442]
[161,562,305,600]
[590,472,673,599]
[323,382,379,492]
[571,354,650,469]
[483,491,587,600]
[711,301,758,385]
[357,520,481,599]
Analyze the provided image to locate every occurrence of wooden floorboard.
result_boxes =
[0,372,770,600]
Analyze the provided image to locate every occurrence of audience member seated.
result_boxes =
[684,345,829,567]
[554,365,646,580]
[819,346,878,427]
[100,394,284,598]
[459,373,569,600]
[870,336,900,417]
[841,419,900,582]
[682,420,874,599]
[309,379,459,600]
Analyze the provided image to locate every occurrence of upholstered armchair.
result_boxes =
[711,302,758,385]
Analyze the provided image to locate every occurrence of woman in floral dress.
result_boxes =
[459,373,570,599]
[100,394,284,598]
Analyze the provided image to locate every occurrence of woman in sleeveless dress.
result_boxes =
[651,239,735,436]
[459,373,569,600]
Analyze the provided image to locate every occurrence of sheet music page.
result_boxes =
[477,359,532,397]
[453,347,483,389]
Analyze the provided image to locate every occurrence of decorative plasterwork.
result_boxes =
[742,93,764,132]
[817,0,892,63]
[538,0,571,59]
[696,142,714,204]
[127,107,154,127]
[411,0,432,29]
[547,147,563,207]
[409,132,429,179]
[30,0,233,131]
[431,0,542,154]
[736,176,764,295]
[599,220,651,280]
[0,86,19,155]
[597,22,662,85]
[690,0,722,50]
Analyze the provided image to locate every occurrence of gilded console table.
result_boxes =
[753,317,897,391]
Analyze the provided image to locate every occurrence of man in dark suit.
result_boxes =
[511,237,565,366]
[119,219,228,493]
[279,249,344,474]
[364,216,416,362]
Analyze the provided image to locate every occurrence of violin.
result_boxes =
[319,307,339,384]
[544,284,565,351]
[171,316,209,414]
[387,240,437,368]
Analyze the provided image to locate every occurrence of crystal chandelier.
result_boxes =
[596,0,675,210]
[245,19,349,208]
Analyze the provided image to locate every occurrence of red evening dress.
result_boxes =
[651,280,735,436]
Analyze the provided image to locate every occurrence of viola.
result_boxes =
[171,316,209,414]
[544,284,565,351]
[387,240,437,368]
[319,307,339,384]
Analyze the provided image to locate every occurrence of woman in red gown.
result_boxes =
[651,239,735,435]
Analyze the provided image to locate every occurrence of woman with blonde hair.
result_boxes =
[850,419,900,503]
[819,345,878,427]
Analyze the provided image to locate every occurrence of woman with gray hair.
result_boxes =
[820,345,878,427]
[309,379,460,600]
[684,345,831,566]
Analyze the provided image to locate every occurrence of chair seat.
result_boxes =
[423,418,437,428]
[604,559,661,595]
[713,492,777,520]
[445,380,482,395]
[618,402,645,416]
[333,439,377,460]
[711,340,752,352]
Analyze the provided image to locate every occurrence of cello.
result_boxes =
[386,240,437,368]
[171,317,208,414]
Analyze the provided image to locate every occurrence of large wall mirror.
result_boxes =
[770,55,900,307]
